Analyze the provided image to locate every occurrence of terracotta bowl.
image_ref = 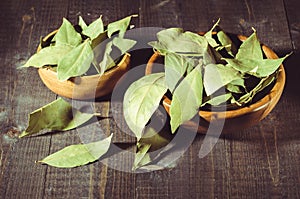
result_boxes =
[37,30,131,100]
[146,36,286,134]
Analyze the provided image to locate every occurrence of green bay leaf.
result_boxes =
[254,54,290,77]
[19,98,94,138]
[98,40,115,75]
[38,134,113,168]
[170,64,203,133]
[78,16,88,30]
[217,30,237,56]
[133,142,151,170]
[164,53,191,92]
[202,93,232,106]
[57,40,94,81]
[82,15,104,40]
[107,15,136,38]
[236,30,263,60]
[112,37,136,55]
[54,18,82,47]
[21,45,73,68]
[123,73,167,139]
[149,28,204,56]
[204,64,242,96]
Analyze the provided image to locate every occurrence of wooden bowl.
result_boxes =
[146,37,286,134]
[37,30,131,100]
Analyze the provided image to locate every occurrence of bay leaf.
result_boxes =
[170,64,203,133]
[236,30,263,60]
[54,18,82,47]
[217,30,237,56]
[82,15,104,40]
[112,37,136,55]
[164,53,190,92]
[57,39,94,81]
[204,19,220,47]
[107,15,136,38]
[38,134,113,168]
[98,40,115,75]
[254,53,290,77]
[133,142,151,170]
[123,73,167,139]
[19,98,94,138]
[203,64,242,96]
[21,45,73,68]
[78,16,87,30]
[201,93,232,106]
[149,28,204,56]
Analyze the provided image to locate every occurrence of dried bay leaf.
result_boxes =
[54,18,82,47]
[123,73,167,139]
[112,37,136,55]
[78,16,88,30]
[170,64,203,133]
[21,45,73,68]
[57,40,94,81]
[38,134,113,168]
[164,53,193,92]
[107,15,136,38]
[203,64,242,96]
[82,15,104,40]
[133,142,151,170]
[149,28,204,56]
[19,98,94,138]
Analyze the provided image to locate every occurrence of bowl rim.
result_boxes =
[145,35,286,120]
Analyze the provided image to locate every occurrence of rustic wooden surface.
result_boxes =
[1,0,299,198]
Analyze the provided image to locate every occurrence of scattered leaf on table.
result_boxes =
[170,64,203,133]
[54,18,82,47]
[38,134,113,168]
[19,98,94,138]
[21,45,73,68]
[57,39,94,81]
[123,73,167,140]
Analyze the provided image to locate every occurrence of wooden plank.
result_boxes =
[0,0,68,198]
[284,0,300,51]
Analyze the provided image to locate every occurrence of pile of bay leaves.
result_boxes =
[21,15,137,80]
[19,19,290,170]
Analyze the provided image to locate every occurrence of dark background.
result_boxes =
[0,0,299,198]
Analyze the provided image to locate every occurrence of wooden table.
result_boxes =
[1,0,299,198]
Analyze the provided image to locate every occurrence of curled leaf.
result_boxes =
[19,98,94,138]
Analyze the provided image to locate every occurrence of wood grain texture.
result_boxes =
[0,0,299,198]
